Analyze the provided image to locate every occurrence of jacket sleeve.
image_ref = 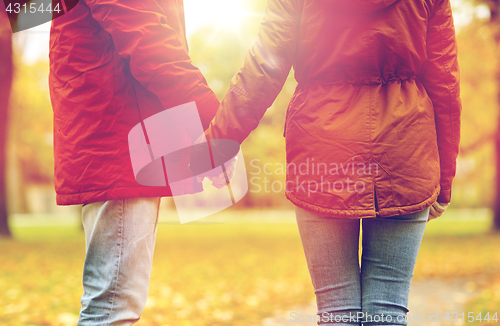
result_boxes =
[419,0,461,204]
[83,0,219,129]
[204,0,301,143]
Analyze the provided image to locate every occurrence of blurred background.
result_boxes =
[1,0,500,325]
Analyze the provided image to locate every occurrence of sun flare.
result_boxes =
[184,0,248,36]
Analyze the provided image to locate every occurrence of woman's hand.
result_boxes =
[192,133,238,189]
[428,201,449,221]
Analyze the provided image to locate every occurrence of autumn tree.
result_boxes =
[473,0,500,230]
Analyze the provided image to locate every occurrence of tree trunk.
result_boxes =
[494,69,500,230]
[0,15,13,238]
[495,132,500,230]
[488,0,500,231]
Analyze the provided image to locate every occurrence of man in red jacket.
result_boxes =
[49,0,220,324]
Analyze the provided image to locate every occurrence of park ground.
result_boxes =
[1,208,499,326]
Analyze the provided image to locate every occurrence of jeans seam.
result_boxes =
[106,199,124,324]
[154,198,160,232]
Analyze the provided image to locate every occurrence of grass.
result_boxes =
[2,219,313,326]
[1,208,499,325]
[467,281,500,326]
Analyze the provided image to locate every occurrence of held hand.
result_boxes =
[428,201,449,221]
[196,156,238,189]
[191,133,239,188]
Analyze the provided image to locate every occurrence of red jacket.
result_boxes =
[205,0,461,218]
[49,0,219,205]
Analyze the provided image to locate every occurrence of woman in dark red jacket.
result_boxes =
[206,0,460,324]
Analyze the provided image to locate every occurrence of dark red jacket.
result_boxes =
[49,0,219,205]
[205,0,461,218]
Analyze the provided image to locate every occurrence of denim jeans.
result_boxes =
[295,206,429,326]
[78,197,161,326]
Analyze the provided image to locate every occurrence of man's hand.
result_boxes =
[428,201,449,221]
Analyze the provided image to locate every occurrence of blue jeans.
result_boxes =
[295,206,429,326]
[78,197,160,326]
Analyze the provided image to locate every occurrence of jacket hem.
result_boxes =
[285,185,441,219]
[56,186,182,206]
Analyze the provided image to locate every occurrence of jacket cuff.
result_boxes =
[437,188,451,204]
